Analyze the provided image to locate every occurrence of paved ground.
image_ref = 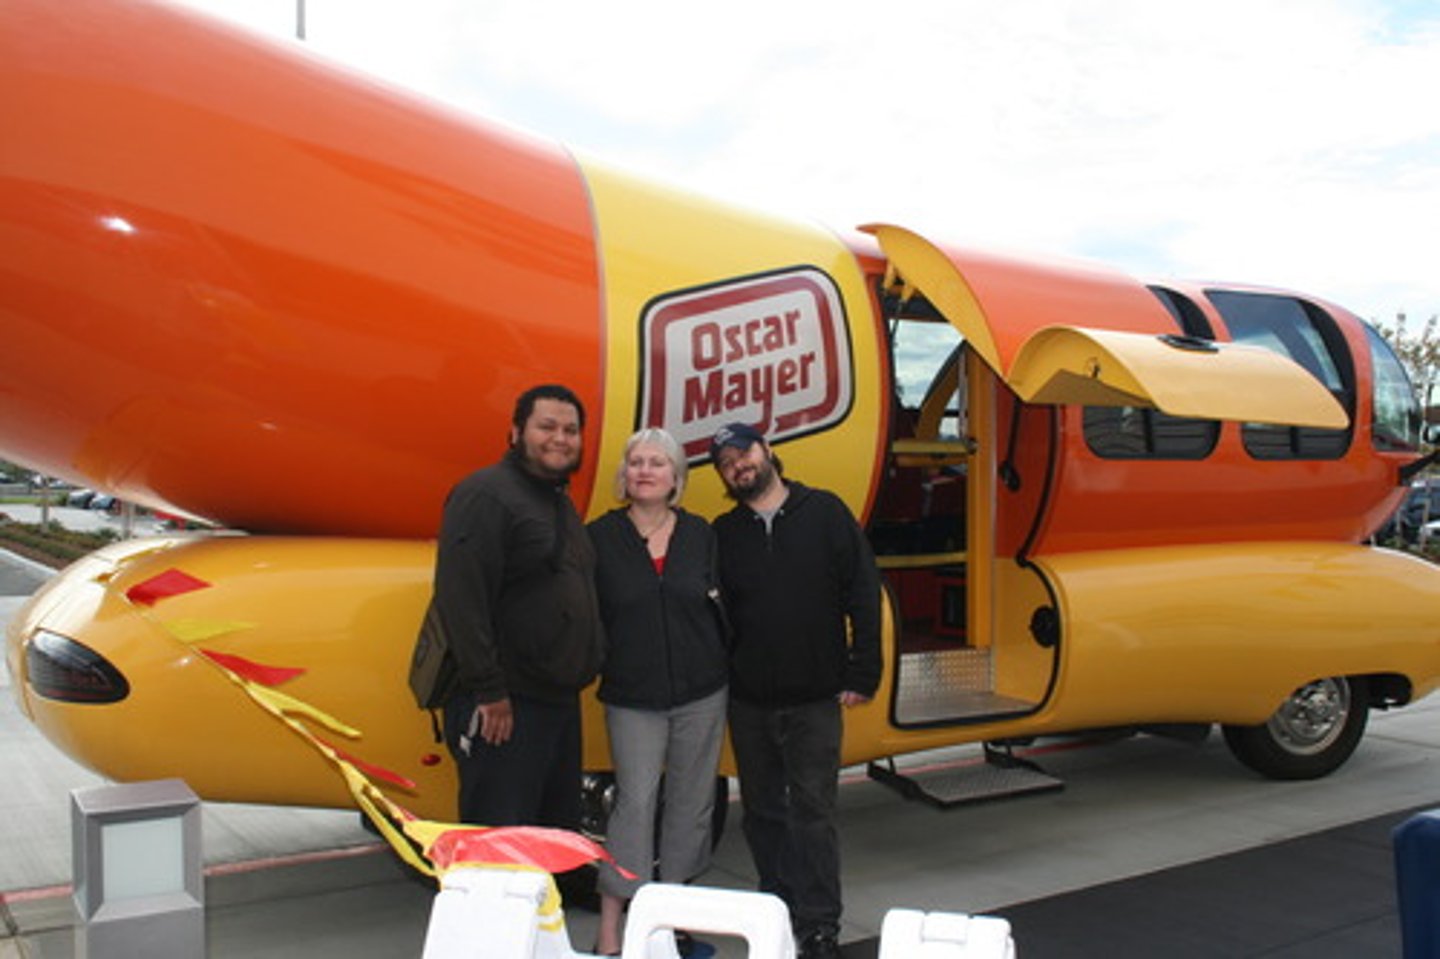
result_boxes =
[3,537,1439,957]
[993,806,1419,957]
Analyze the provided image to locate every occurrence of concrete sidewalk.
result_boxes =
[4,843,441,959]
[1,546,428,957]
[0,544,682,956]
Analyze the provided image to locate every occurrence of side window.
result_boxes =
[1083,406,1219,459]
[1207,291,1355,460]
[1367,323,1421,452]
[1148,285,1216,339]
[1083,288,1219,460]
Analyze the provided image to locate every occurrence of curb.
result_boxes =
[0,546,58,580]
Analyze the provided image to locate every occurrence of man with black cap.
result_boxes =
[709,422,882,959]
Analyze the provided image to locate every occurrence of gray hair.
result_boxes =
[613,427,687,503]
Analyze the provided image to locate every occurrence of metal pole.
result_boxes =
[296,0,305,40]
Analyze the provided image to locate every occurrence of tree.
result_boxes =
[1376,312,1440,411]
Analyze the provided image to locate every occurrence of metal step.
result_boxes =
[867,744,1064,808]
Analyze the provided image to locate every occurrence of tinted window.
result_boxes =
[1207,291,1354,460]
[1083,406,1219,459]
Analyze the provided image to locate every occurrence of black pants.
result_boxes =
[444,689,582,829]
[728,695,843,938]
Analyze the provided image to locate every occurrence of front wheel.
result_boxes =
[1222,676,1369,780]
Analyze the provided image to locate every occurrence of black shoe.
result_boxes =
[798,929,841,959]
[552,867,600,912]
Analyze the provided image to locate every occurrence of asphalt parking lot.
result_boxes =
[0,501,171,537]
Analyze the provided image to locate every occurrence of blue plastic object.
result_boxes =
[1394,809,1440,958]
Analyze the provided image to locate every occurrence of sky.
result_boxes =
[170,0,1440,332]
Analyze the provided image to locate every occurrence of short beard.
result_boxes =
[725,456,776,503]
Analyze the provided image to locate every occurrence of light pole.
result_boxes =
[296,0,305,40]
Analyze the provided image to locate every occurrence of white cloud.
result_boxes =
[172,0,1440,325]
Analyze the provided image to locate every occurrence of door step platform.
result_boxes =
[867,743,1063,808]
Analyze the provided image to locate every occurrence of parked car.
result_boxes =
[88,494,117,513]
[28,473,66,488]
[1375,483,1440,544]
[66,488,96,508]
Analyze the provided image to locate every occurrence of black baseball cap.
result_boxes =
[709,422,765,460]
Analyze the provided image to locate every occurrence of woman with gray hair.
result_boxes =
[587,427,729,956]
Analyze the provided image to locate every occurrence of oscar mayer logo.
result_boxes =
[639,267,853,460]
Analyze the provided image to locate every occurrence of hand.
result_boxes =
[475,698,514,745]
[838,690,871,708]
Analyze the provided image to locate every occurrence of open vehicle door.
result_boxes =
[861,223,1352,740]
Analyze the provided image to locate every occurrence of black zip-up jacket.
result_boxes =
[714,480,882,707]
[431,450,604,705]
[588,507,729,710]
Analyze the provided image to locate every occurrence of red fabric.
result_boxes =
[427,825,634,878]
[652,554,666,575]
[126,568,211,605]
[315,737,417,791]
[199,648,306,686]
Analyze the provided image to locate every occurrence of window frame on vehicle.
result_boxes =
[1365,322,1421,453]
[1081,288,1221,461]
[1206,290,1356,461]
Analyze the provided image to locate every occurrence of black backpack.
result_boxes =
[407,599,457,711]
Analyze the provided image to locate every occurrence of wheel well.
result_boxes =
[1362,672,1412,709]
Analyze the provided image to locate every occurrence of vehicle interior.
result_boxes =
[867,289,1052,729]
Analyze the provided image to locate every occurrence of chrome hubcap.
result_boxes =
[1266,678,1350,755]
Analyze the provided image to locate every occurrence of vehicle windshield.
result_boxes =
[1366,323,1421,451]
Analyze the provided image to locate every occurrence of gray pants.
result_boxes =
[599,687,728,898]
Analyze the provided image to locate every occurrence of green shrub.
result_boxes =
[0,520,119,567]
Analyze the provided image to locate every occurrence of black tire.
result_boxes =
[580,770,618,842]
[581,772,730,852]
[1222,676,1369,780]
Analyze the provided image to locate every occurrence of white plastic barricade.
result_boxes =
[421,869,796,959]
[878,909,1016,959]
[622,883,795,959]
[421,866,578,959]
